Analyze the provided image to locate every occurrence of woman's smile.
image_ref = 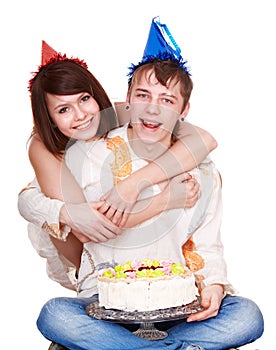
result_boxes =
[74,116,95,130]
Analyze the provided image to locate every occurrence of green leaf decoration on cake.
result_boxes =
[137,269,148,278]
[114,265,124,272]
[152,260,161,267]
[115,271,127,279]
[142,258,160,267]
[171,263,185,274]
[114,261,132,272]
[136,267,165,278]
[103,269,115,278]
[150,269,165,277]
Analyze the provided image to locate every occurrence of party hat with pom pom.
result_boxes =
[128,16,190,79]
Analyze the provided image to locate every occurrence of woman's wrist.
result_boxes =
[126,169,156,194]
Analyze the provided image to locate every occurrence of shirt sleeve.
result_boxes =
[183,163,237,295]
[18,179,70,241]
[18,179,77,290]
[28,223,77,291]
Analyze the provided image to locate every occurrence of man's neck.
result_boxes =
[127,127,171,161]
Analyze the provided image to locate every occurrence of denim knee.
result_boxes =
[228,296,264,341]
[244,298,264,340]
[36,297,71,338]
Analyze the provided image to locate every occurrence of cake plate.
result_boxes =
[86,297,203,340]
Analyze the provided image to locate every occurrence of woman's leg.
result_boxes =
[164,295,264,350]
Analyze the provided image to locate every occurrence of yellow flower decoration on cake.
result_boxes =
[106,136,132,184]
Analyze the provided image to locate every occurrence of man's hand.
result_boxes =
[187,284,225,322]
[60,202,122,243]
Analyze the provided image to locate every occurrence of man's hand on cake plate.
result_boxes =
[186,284,225,322]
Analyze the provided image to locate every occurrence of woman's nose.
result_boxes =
[75,108,87,121]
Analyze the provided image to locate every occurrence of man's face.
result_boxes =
[128,69,184,146]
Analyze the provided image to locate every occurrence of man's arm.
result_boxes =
[181,163,236,322]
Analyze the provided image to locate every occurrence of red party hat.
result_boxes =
[28,41,88,92]
[41,40,58,65]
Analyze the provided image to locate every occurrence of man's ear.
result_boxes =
[114,101,130,126]
[179,102,190,122]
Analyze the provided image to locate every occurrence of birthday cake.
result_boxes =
[97,259,198,312]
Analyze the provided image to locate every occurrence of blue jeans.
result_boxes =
[37,295,263,350]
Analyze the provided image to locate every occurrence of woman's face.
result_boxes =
[46,92,101,141]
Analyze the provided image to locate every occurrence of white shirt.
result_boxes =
[18,124,235,295]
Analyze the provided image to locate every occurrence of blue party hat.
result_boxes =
[128,16,190,79]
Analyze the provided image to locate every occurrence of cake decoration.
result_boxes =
[97,259,199,312]
[98,259,187,280]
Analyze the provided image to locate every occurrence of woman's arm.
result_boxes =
[27,136,122,268]
[120,173,199,228]
[18,170,198,287]
[19,171,199,244]
[99,120,217,226]
[28,136,84,268]
[28,136,86,202]
[19,172,198,233]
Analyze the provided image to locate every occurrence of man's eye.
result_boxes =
[137,93,148,99]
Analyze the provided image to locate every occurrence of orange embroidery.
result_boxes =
[194,274,205,293]
[42,222,62,239]
[106,136,132,184]
[182,238,205,292]
[182,238,204,272]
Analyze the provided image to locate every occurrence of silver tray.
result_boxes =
[86,297,203,340]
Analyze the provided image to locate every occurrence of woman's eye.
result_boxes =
[82,95,90,102]
[59,107,68,114]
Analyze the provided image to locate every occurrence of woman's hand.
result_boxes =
[165,173,200,210]
[98,177,142,227]
[187,284,225,322]
[60,201,123,243]
[98,172,200,227]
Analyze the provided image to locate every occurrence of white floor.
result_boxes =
[239,341,265,350]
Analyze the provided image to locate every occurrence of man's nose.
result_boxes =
[145,102,161,114]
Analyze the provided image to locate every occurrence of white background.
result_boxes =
[1,0,274,348]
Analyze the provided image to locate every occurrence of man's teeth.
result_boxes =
[142,119,160,126]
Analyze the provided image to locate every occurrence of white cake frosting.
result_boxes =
[97,259,198,312]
